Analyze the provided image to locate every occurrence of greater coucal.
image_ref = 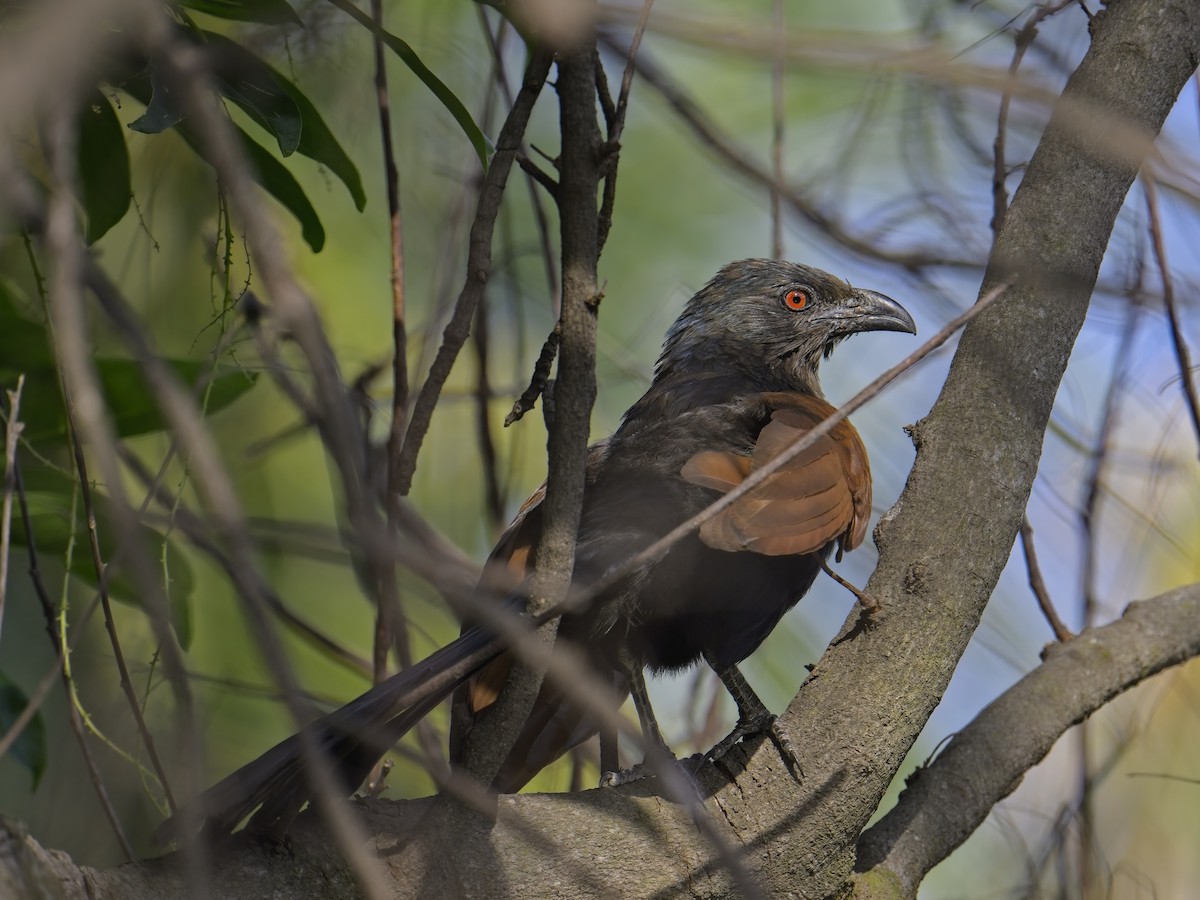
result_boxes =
[162,258,915,839]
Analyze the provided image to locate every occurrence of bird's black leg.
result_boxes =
[598,650,675,787]
[598,725,619,777]
[627,658,668,752]
[705,660,802,778]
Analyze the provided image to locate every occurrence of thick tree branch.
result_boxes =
[855,583,1200,896]
[11,580,1199,898]
[757,1,1200,895]
[456,31,603,786]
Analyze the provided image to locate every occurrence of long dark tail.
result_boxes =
[156,625,502,843]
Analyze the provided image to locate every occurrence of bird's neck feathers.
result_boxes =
[653,306,826,400]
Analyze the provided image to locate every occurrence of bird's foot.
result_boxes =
[599,762,652,787]
[705,711,802,779]
[599,743,682,787]
[600,753,710,803]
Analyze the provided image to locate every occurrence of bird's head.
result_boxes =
[656,259,916,395]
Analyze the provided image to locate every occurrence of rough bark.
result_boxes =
[456,38,602,784]
[855,584,1200,897]
[6,583,1199,899]
[750,0,1200,894]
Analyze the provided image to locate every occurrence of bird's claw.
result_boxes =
[599,753,707,796]
[599,762,652,787]
[705,712,802,779]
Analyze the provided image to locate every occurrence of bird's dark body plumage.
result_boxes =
[515,384,828,672]
[161,259,915,838]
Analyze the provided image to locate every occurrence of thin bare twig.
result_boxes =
[991,14,1030,236]
[0,374,25,646]
[770,0,784,259]
[992,4,1077,651]
[596,0,654,253]
[70,433,177,811]
[505,324,560,426]
[610,0,655,146]
[394,49,554,495]
[990,2,1076,237]
[1080,287,1142,623]
[1142,175,1200,456]
[13,462,135,862]
[368,0,414,715]
[465,19,512,537]
[370,0,407,684]
[468,14,546,532]
[990,2,1077,240]
[477,10,559,304]
[515,152,560,197]
[1018,516,1074,642]
[472,299,505,530]
[1126,771,1200,785]
[369,0,408,432]
[598,37,978,271]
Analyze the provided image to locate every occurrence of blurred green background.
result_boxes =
[1,0,1198,895]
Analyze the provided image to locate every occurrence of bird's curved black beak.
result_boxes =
[825,289,916,337]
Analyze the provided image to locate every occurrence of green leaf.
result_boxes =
[0,287,260,444]
[99,358,260,442]
[128,65,184,135]
[202,32,302,157]
[0,361,259,447]
[0,282,52,373]
[231,127,326,251]
[10,490,195,649]
[204,31,365,208]
[118,42,326,247]
[323,0,492,171]
[77,92,132,243]
[269,64,366,210]
[127,33,304,158]
[0,674,47,790]
[178,0,303,26]
[173,122,327,251]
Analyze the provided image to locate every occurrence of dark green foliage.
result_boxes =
[76,92,132,244]
[324,0,493,170]
[178,0,303,27]
[0,287,260,648]
[0,675,46,790]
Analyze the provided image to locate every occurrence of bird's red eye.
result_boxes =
[784,289,808,310]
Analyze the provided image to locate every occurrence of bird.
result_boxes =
[159,258,915,841]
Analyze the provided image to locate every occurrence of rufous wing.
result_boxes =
[681,395,871,558]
